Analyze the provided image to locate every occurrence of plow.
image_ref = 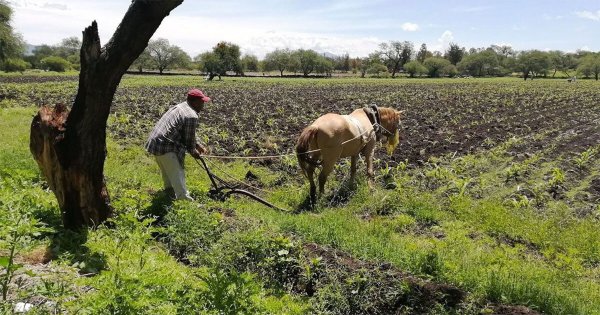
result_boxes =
[193,156,290,212]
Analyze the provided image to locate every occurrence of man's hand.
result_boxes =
[196,143,209,155]
[190,148,202,159]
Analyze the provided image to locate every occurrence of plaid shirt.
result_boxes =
[145,101,199,163]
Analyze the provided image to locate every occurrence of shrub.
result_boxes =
[2,58,30,73]
[367,63,389,78]
[162,203,224,262]
[403,60,427,78]
[40,56,71,72]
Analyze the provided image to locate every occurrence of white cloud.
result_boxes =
[401,22,419,32]
[575,10,600,21]
[426,30,454,53]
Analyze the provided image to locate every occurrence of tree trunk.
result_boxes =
[30,0,183,230]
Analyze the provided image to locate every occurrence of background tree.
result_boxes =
[292,49,320,77]
[489,45,516,75]
[195,51,223,80]
[350,57,361,74]
[0,0,24,64]
[444,42,464,65]
[358,53,382,78]
[403,60,427,78]
[378,40,413,78]
[457,49,499,77]
[241,54,259,72]
[577,53,600,80]
[131,50,152,73]
[549,51,578,77]
[55,37,81,58]
[315,56,334,76]
[423,57,451,77]
[263,48,291,76]
[416,43,432,63]
[40,56,71,72]
[2,57,29,72]
[367,63,389,77]
[515,50,550,80]
[213,41,243,75]
[55,36,82,68]
[29,0,183,229]
[329,53,350,72]
[146,38,191,74]
[24,45,55,68]
[0,0,25,67]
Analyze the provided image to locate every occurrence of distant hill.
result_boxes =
[25,44,37,56]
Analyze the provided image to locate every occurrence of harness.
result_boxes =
[363,104,394,139]
[342,115,369,145]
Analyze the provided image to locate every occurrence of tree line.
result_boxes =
[1,1,599,80]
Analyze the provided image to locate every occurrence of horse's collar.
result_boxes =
[363,105,393,138]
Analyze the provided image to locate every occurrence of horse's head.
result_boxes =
[379,107,404,155]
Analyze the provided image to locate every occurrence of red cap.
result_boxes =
[187,89,211,102]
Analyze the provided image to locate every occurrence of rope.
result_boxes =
[200,126,374,160]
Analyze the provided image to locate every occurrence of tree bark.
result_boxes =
[30,0,183,230]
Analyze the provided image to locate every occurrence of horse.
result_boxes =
[296,105,404,205]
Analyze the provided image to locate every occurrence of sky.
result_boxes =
[7,0,600,59]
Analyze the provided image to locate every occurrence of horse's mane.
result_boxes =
[379,107,400,124]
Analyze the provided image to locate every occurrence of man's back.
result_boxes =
[145,102,198,156]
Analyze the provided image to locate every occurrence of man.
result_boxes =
[145,88,210,201]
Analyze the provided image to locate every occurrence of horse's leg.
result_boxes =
[318,160,336,199]
[363,143,376,189]
[307,165,317,206]
[350,155,358,184]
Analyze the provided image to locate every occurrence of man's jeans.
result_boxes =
[155,152,193,201]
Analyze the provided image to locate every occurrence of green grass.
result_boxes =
[1,76,600,314]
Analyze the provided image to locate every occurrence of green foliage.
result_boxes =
[378,40,414,77]
[163,203,224,261]
[201,270,264,314]
[572,146,598,169]
[146,38,192,74]
[403,60,427,78]
[291,49,322,77]
[131,50,152,73]
[515,50,551,80]
[0,0,25,62]
[457,49,500,76]
[416,43,433,63]
[444,42,465,65]
[1,57,29,72]
[241,54,259,72]
[577,53,600,80]
[366,63,389,77]
[3,76,600,313]
[263,48,292,76]
[423,57,452,77]
[0,198,53,300]
[195,41,243,77]
[40,56,71,72]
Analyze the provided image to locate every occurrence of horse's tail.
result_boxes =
[296,125,319,176]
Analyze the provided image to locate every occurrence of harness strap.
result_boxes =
[342,115,369,148]
[363,105,379,132]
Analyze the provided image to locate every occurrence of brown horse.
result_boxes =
[296,105,403,205]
